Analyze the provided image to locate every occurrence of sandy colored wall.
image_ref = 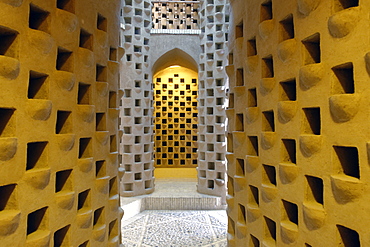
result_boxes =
[0,0,123,246]
[227,0,370,246]
[153,66,198,169]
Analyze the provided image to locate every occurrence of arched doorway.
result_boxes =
[152,49,199,178]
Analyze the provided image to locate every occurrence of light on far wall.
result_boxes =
[169,65,180,68]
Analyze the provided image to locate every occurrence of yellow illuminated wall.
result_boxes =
[153,66,198,170]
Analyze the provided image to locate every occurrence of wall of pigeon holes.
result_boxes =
[120,0,155,197]
[0,0,123,246]
[120,0,229,199]
[227,0,370,246]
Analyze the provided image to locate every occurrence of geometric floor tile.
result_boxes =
[121,210,227,247]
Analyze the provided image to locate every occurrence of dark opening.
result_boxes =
[26,142,47,170]
[334,146,359,178]
[282,139,296,164]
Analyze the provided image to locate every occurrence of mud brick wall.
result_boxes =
[227,0,370,246]
[0,0,123,246]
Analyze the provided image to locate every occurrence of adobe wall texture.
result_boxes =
[227,0,370,246]
[0,0,123,246]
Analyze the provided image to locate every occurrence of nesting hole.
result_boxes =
[0,108,15,137]
[57,0,74,13]
[302,107,320,135]
[263,164,277,186]
[337,225,360,247]
[238,203,246,224]
[282,200,298,225]
[97,13,107,31]
[56,111,72,134]
[77,189,90,210]
[335,0,359,12]
[110,135,117,153]
[306,175,323,204]
[55,169,72,192]
[95,113,106,131]
[264,216,276,241]
[248,88,257,107]
[279,14,294,41]
[28,70,48,99]
[27,207,47,235]
[236,68,244,86]
[281,139,296,164]
[235,113,244,131]
[79,29,93,50]
[333,146,359,178]
[302,33,320,65]
[93,207,104,227]
[26,142,48,170]
[79,138,92,159]
[247,37,257,56]
[280,78,296,101]
[56,48,73,72]
[0,26,18,57]
[236,158,245,176]
[260,0,273,22]
[54,225,70,247]
[78,83,91,104]
[0,184,16,211]
[29,4,50,33]
[95,160,106,178]
[247,136,259,156]
[235,21,243,39]
[249,185,259,206]
[262,110,275,132]
[332,62,354,94]
[96,65,107,82]
[262,55,274,78]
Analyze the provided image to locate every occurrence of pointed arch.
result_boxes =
[152,48,198,75]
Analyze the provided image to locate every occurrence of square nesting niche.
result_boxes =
[302,107,320,135]
[27,206,48,236]
[28,71,49,99]
[0,26,19,58]
[56,47,73,72]
[77,83,91,105]
[333,146,359,179]
[279,14,294,42]
[55,169,73,193]
[79,29,93,51]
[57,0,74,13]
[334,0,359,12]
[302,33,320,65]
[56,111,72,134]
[29,4,50,33]
[0,184,17,211]
[0,108,15,137]
[26,142,48,170]
[331,62,354,94]
[79,138,92,159]
[54,225,70,247]
[281,139,296,164]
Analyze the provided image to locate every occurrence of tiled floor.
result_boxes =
[121,210,227,247]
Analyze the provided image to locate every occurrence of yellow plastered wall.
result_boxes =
[0,0,123,246]
[227,0,370,246]
[153,66,198,176]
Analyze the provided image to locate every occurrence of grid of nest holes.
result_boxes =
[153,74,198,168]
[226,0,363,246]
[0,0,120,246]
[152,1,200,30]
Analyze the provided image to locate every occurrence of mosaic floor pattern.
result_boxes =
[121,210,227,247]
